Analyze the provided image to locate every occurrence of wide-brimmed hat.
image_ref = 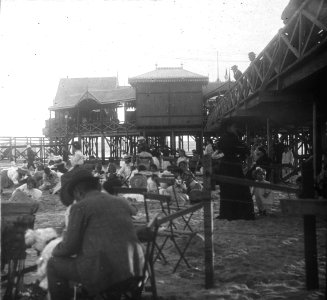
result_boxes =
[60,167,99,206]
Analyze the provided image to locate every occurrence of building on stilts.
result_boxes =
[43,67,209,163]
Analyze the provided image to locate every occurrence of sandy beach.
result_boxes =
[1,185,326,300]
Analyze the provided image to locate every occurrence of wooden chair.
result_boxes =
[1,201,39,300]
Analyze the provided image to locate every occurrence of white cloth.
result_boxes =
[253,180,274,211]
[117,163,132,180]
[204,144,214,156]
[152,156,160,169]
[7,166,19,185]
[70,150,85,167]
[15,184,42,200]
[282,150,294,165]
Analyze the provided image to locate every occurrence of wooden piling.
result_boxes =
[303,215,319,289]
[202,154,214,289]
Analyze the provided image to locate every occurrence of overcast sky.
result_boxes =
[0,0,287,137]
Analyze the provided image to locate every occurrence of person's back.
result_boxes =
[52,189,144,296]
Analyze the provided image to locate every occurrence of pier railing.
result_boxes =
[44,119,137,137]
[206,0,327,130]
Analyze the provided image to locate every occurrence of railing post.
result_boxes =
[202,154,214,289]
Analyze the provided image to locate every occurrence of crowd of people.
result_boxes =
[3,128,324,299]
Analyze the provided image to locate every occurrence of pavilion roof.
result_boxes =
[50,77,135,110]
[128,67,209,85]
[202,81,231,100]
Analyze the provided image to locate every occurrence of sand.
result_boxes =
[1,187,326,300]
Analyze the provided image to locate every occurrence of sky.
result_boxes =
[0,0,287,137]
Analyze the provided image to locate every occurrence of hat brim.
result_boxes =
[60,168,99,206]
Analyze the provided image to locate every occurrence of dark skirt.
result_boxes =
[214,156,255,221]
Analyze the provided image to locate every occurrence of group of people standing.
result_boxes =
[208,120,295,220]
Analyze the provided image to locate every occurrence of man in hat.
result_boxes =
[248,52,256,63]
[47,168,144,300]
[231,65,243,81]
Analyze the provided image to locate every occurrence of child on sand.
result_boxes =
[252,167,274,215]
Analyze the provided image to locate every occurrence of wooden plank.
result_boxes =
[213,175,300,194]
[279,198,327,217]
[1,202,39,216]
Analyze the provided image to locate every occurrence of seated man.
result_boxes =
[47,168,144,300]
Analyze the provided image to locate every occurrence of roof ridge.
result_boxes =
[60,77,117,80]
[156,67,183,70]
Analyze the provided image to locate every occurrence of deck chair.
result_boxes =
[144,193,199,273]
[1,201,39,300]
[77,214,159,300]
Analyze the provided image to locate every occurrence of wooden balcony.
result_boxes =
[44,119,137,138]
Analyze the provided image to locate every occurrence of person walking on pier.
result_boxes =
[26,145,36,170]
[214,120,255,221]
[231,65,243,81]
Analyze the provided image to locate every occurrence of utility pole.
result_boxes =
[216,51,219,82]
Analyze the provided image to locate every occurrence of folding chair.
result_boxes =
[144,193,199,273]
[157,177,195,232]
[143,193,173,265]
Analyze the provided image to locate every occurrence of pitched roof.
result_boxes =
[128,67,209,85]
[202,81,230,100]
[51,77,135,110]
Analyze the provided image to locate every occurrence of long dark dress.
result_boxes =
[215,132,255,220]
